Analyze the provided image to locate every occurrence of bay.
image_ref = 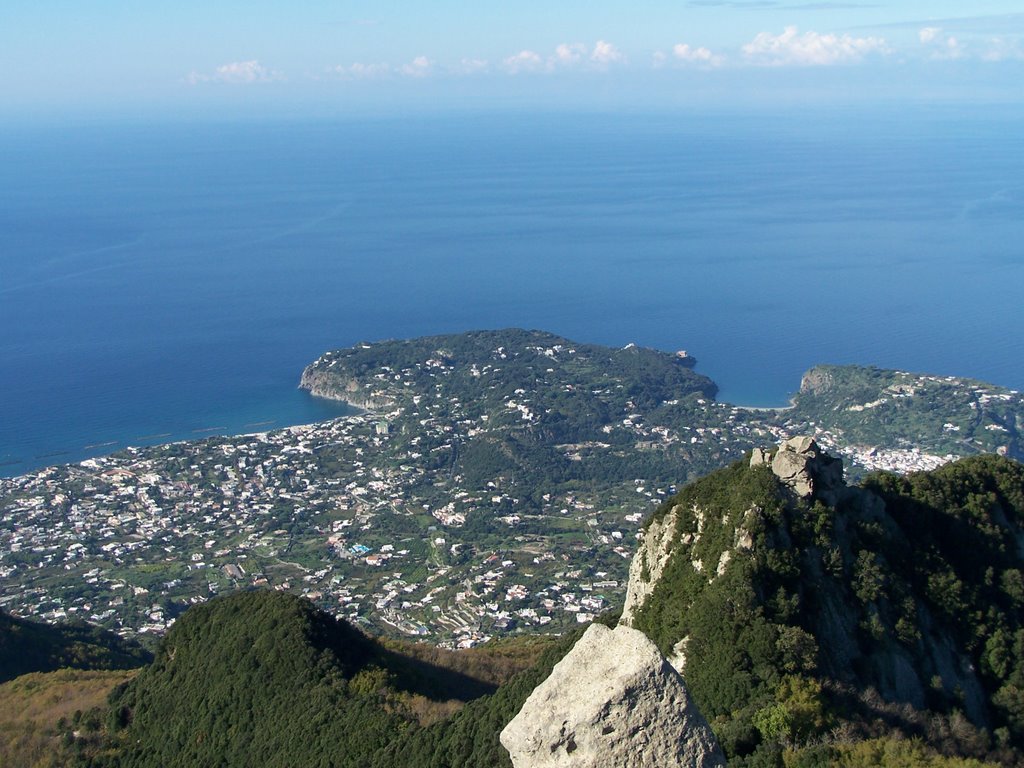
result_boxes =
[2,109,1023,476]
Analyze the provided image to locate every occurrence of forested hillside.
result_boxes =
[630,453,1024,766]
[84,590,583,768]
[0,610,150,683]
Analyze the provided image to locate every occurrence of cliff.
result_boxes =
[298,364,395,410]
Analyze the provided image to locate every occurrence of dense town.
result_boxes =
[0,413,660,648]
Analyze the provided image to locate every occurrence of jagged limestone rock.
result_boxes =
[799,366,835,396]
[623,438,844,635]
[750,437,843,499]
[500,624,725,768]
[298,362,396,411]
[620,505,680,627]
[770,435,843,500]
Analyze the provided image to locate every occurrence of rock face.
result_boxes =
[298,365,393,411]
[798,366,835,396]
[620,506,680,627]
[500,623,725,768]
[623,438,841,645]
[752,435,844,501]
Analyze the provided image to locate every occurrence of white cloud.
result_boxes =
[742,26,887,65]
[982,37,1024,61]
[401,55,433,78]
[672,43,725,67]
[941,36,965,59]
[591,40,625,66]
[918,25,1024,61]
[553,43,586,66]
[917,26,966,59]
[187,60,284,85]
[503,49,546,74]
[549,41,624,70]
[917,27,970,60]
[503,41,626,74]
[330,56,483,80]
[214,60,281,83]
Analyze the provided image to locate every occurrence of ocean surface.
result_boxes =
[2,109,1023,477]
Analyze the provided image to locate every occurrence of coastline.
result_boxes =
[729,398,797,413]
[0,391,357,480]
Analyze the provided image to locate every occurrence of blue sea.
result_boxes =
[2,109,1023,476]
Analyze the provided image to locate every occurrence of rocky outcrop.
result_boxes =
[798,366,835,396]
[620,505,680,627]
[298,365,391,411]
[585,443,1024,763]
[751,435,844,501]
[500,624,725,768]
[623,436,840,633]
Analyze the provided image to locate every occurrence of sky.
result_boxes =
[2,1,1023,117]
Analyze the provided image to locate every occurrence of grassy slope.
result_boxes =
[0,669,136,768]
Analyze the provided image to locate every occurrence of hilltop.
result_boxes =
[300,328,717,417]
[81,589,577,768]
[783,365,1021,468]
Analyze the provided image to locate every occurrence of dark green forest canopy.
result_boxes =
[87,589,579,768]
[0,610,150,683]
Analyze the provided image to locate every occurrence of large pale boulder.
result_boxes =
[770,436,843,500]
[499,624,725,768]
